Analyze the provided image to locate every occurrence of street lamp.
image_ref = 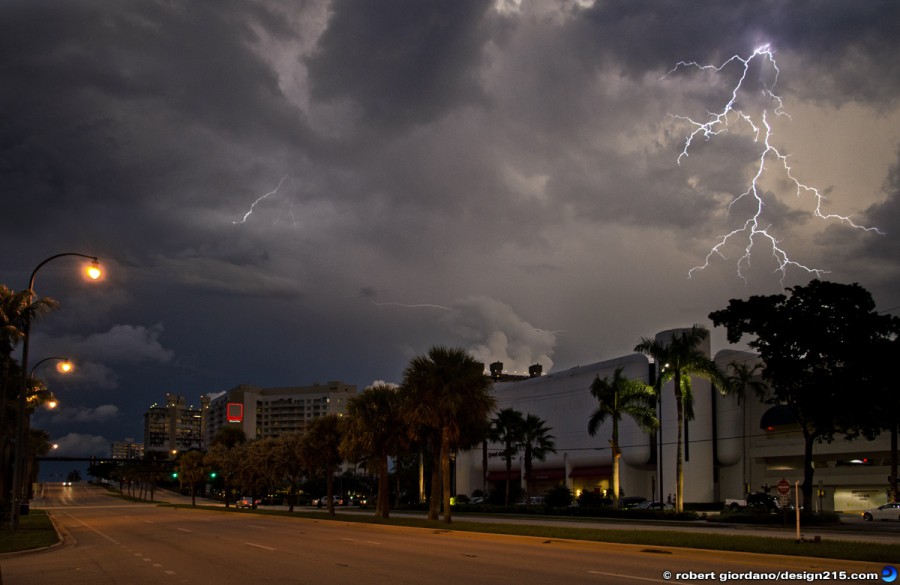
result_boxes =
[28,356,74,409]
[10,253,101,528]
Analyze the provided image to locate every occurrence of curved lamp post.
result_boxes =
[15,356,74,501]
[28,356,73,410]
[10,253,101,528]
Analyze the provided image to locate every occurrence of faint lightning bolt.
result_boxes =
[233,176,289,225]
[663,45,882,282]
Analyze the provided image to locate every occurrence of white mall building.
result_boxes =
[456,329,894,513]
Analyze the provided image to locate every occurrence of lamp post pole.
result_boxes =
[10,253,99,528]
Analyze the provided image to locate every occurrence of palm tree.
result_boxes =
[302,414,344,517]
[635,326,727,512]
[400,346,495,523]
[520,414,556,508]
[0,285,57,499]
[587,365,658,507]
[725,360,767,498]
[489,407,523,506]
[340,384,404,518]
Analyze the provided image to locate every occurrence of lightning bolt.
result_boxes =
[233,176,289,225]
[663,45,881,283]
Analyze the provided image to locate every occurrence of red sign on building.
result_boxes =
[226,403,244,422]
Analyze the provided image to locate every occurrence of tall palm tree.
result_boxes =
[302,414,344,517]
[400,346,495,523]
[490,407,523,506]
[587,365,658,507]
[635,326,727,512]
[340,384,404,518]
[0,285,57,499]
[520,413,556,508]
[725,360,767,497]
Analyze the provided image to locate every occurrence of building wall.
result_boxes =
[456,329,894,512]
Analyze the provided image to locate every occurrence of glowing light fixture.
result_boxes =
[85,260,102,280]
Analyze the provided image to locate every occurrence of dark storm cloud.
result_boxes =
[860,149,900,262]
[574,0,900,104]
[0,0,311,250]
[306,0,493,131]
[2,0,897,451]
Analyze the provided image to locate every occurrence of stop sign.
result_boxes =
[777,479,790,496]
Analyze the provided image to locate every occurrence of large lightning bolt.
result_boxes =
[233,176,289,225]
[664,45,881,282]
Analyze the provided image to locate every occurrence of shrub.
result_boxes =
[544,484,574,508]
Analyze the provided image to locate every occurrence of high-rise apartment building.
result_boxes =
[206,381,356,444]
[143,393,209,455]
[110,438,144,459]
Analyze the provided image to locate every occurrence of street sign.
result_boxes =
[777,478,790,496]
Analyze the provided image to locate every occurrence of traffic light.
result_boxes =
[209,471,217,479]
[171,471,178,479]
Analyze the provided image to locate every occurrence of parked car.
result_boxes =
[619,496,647,509]
[235,496,260,509]
[862,502,900,521]
[634,501,673,511]
[725,493,781,511]
[312,495,344,507]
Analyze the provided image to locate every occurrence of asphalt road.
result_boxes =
[0,483,893,584]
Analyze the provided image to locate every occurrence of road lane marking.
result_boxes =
[61,511,121,545]
[588,571,689,584]
[177,528,191,533]
[341,537,381,545]
[245,542,276,551]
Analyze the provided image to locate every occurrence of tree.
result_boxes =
[709,280,900,509]
[176,450,207,506]
[400,346,495,523]
[204,426,247,507]
[725,359,767,495]
[520,413,556,508]
[0,285,57,503]
[271,432,307,512]
[340,384,404,518]
[302,414,344,517]
[871,336,900,502]
[635,326,727,512]
[587,366,658,507]
[489,408,523,506]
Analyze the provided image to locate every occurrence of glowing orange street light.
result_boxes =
[56,360,74,374]
[85,260,102,281]
[11,252,102,529]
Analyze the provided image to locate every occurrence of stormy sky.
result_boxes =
[3,0,899,456]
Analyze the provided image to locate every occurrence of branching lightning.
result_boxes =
[233,176,289,225]
[664,45,881,282]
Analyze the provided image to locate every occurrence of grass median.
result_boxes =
[0,510,60,553]
[165,504,899,564]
